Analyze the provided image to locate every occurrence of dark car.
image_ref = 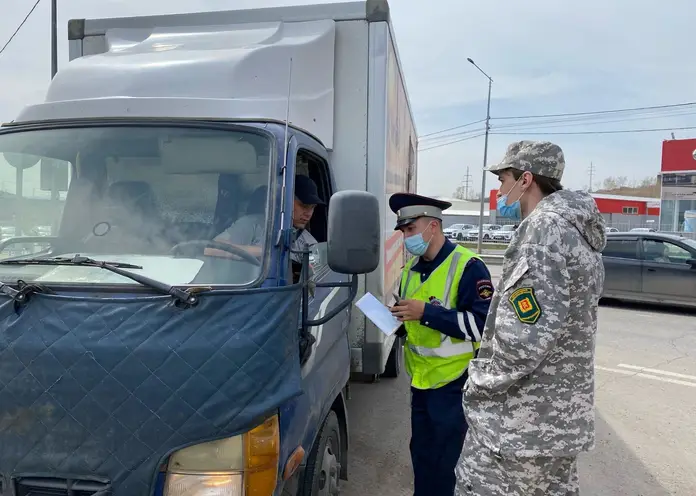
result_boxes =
[601,232,696,308]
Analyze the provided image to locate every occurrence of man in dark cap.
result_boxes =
[389,192,494,496]
[207,174,323,266]
[455,141,606,496]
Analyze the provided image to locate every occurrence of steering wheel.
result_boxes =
[169,240,262,267]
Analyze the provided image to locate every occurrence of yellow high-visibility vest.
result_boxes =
[401,246,482,390]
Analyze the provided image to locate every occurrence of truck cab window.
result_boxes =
[291,149,331,283]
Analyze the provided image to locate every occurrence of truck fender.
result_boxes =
[304,386,349,481]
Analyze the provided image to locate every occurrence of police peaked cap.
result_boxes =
[389,193,452,230]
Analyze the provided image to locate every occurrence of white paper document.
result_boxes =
[355,292,401,337]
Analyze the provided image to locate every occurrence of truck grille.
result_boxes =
[13,476,111,496]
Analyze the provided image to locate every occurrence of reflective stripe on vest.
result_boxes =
[402,251,470,359]
[408,340,474,358]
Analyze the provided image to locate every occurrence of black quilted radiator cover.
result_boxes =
[0,286,302,495]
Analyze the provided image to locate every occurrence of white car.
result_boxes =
[605,227,619,233]
[444,223,475,241]
[468,224,502,241]
[492,224,517,242]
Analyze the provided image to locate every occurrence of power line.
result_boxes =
[0,0,43,57]
[493,101,696,120]
[491,108,696,132]
[418,127,487,144]
[422,108,696,144]
[492,125,696,136]
[419,132,485,152]
[419,119,486,139]
[419,101,696,140]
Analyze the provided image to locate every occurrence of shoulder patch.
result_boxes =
[508,287,541,324]
[428,296,444,307]
[476,280,494,300]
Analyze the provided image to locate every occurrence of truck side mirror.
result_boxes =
[326,190,380,275]
[3,152,41,170]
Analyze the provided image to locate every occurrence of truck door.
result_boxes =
[296,146,350,376]
[280,135,351,462]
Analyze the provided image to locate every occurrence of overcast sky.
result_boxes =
[1,0,695,197]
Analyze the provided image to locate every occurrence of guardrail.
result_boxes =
[479,253,504,265]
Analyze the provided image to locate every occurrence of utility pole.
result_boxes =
[467,57,493,254]
[51,0,58,79]
[462,166,472,200]
[588,162,595,192]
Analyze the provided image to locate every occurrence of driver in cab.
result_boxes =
[205,175,322,275]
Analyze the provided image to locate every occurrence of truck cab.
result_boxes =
[0,2,416,496]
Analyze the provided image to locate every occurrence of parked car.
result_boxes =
[492,224,517,242]
[468,224,502,241]
[444,223,475,241]
[605,227,619,233]
[629,227,656,232]
[601,232,696,308]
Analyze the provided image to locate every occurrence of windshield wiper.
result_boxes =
[0,255,197,305]
[0,255,143,269]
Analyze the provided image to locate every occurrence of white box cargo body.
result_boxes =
[56,0,418,376]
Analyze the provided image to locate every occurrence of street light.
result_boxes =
[467,57,493,254]
[51,0,58,79]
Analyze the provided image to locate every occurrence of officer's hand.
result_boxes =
[390,299,425,322]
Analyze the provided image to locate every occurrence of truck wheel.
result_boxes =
[299,411,342,496]
[381,337,402,378]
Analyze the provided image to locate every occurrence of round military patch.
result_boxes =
[508,287,541,324]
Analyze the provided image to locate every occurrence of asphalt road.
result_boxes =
[341,265,696,496]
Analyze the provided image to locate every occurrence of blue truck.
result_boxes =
[0,1,418,495]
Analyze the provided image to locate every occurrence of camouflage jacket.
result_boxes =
[463,190,606,458]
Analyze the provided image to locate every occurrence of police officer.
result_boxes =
[388,193,494,496]
[455,141,607,496]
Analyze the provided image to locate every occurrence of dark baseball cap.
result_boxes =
[295,175,325,205]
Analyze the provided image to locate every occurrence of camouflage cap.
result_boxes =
[487,140,565,180]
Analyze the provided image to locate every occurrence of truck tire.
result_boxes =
[381,337,402,378]
[299,411,342,496]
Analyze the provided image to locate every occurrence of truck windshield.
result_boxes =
[0,125,273,287]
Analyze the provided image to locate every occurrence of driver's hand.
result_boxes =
[204,247,236,258]
[203,241,263,259]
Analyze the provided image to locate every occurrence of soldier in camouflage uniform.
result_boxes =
[455,141,607,496]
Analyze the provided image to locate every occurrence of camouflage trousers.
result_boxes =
[455,432,579,496]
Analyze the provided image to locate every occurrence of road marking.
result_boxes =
[596,365,696,388]
[617,363,696,382]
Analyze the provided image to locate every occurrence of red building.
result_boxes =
[660,138,696,232]
[590,193,660,217]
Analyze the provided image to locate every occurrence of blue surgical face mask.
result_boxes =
[497,178,526,221]
[404,223,434,256]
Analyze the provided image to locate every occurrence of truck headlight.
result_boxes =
[164,415,280,496]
